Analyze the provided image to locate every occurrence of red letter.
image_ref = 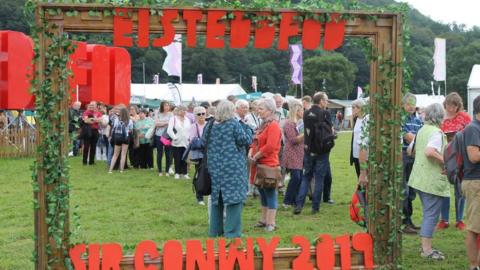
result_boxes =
[135,240,160,270]
[278,12,299,50]
[183,10,203,47]
[257,237,280,270]
[137,9,150,48]
[315,235,334,270]
[101,243,123,270]
[163,240,183,270]
[253,14,275,49]
[335,234,351,270]
[206,11,226,48]
[230,11,251,48]
[185,239,215,270]
[323,13,345,50]
[292,236,313,270]
[302,18,322,50]
[152,10,178,47]
[352,233,374,269]
[113,8,133,47]
[218,238,254,270]
[85,45,110,104]
[69,244,87,270]
[108,47,131,106]
[88,244,101,270]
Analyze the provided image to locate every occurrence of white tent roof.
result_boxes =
[131,83,246,102]
[415,94,445,108]
[468,65,480,89]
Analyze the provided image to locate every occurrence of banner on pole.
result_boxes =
[289,44,302,85]
[357,86,363,99]
[433,38,446,81]
[162,34,182,80]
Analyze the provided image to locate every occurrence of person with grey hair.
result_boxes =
[401,92,423,234]
[188,106,208,205]
[69,101,82,156]
[206,100,253,238]
[408,103,448,260]
[249,98,282,232]
[351,98,368,177]
[245,99,262,131]
[167,104,192,179]
[235,99,250,122]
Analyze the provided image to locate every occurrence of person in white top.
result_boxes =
[167,105,192,179]
[351,98,368,178]
[245,99,262,131]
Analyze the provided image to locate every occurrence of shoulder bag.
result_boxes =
[193,120,214,196]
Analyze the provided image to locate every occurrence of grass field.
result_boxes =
[0,132,469,269]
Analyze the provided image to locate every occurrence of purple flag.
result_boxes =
[290,44,302,85]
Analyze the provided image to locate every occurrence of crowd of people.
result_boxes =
[68,91,480,269]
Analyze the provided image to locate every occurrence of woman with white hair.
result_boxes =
[206,100,253,238]
[167,104,192,179]
[351,98,369,177]
[408,103,449,260]
[188,106,208,205]
[249,98,282,232]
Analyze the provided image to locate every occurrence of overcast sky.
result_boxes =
[395,0,480,29]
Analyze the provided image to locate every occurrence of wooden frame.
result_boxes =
[34,3,403,269]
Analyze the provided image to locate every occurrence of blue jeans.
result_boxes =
[417,190,444,238]
[155,135,172,173]
[209,193,243,238]
[295,152,330,211]
[259,188,278,209]
[284,169,302,206]
[107,139,114,166]
[440,183,465,222]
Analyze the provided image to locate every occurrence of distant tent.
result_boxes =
[467,65,480,116]
[130,83,246,104]
[414,94,445,109]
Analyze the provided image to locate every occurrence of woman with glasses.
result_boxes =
[188,106,208,205]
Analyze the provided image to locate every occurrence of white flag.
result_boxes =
[433,38,446,81]
[357,86,363,99]
[162,34,182,80]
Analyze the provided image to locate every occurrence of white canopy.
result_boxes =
[131,83,246,103]
[415,94,445,109]
[468,65,480,89]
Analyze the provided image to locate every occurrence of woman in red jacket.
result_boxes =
[249,98,282,232]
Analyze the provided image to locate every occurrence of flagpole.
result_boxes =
[142,62,145,106]
[300,64,304,98]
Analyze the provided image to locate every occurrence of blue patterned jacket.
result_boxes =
[205,119,253,205]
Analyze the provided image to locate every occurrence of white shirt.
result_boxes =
[426,131,443,152]
[167,116,191,148]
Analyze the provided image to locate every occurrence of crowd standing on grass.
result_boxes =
[66,90,480,268]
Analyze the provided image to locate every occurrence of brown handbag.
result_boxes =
[254,164,282,189]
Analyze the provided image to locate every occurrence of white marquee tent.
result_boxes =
[468,65,480,115]
[130,83,246,104]
[415,94,445,109]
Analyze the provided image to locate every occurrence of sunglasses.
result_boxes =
[196,113,206,116]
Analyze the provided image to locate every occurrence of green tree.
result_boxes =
[303,53,357,99]
[447,40,480,102]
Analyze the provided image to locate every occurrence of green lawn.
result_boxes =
[0,132,468,269]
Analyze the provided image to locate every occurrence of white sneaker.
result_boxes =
[183,174,190,179]
[68,151,74,157]
[158,172,163,177]
[174,174,180,179]
[198,201,205,206]
[169,168,175,175]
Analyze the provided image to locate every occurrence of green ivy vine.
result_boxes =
[25,0,411,269]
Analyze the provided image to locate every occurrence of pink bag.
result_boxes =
[160,136,172,146]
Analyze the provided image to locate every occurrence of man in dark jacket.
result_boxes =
[294,91,335,215]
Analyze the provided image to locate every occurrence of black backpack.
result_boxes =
[310,110,335,154]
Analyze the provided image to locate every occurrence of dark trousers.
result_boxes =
[296,152,330,211]
[284,169,302,206]
[129,141,139,168]
[82,129,99,164]
[138,143,153,169]
[172,146,187,174]
[352,157,360,178]
[322,165,333,202]
[402,151,417,225]
[155,135,172,173]
[194,163,204,202]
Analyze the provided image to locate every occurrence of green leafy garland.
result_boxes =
[25,0,411,269]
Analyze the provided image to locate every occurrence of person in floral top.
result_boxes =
[437,92,472,230]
